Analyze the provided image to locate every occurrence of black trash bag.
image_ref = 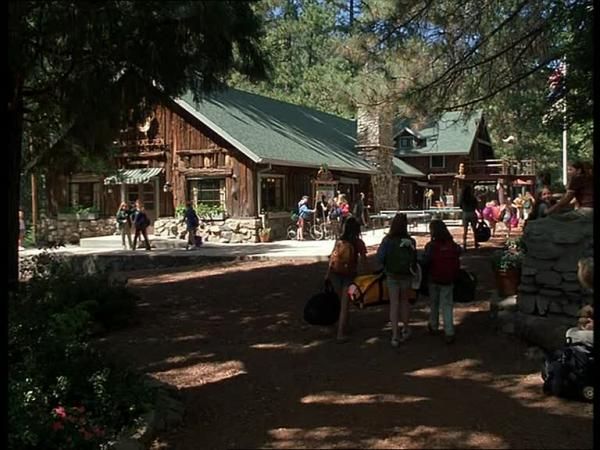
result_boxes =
[304,280,341,326]
[474,220,491,243]
[453,269,477,303]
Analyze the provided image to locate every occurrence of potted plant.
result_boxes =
[491,237,525,296]
[258,227,271,243]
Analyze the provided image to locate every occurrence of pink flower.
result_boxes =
[52,406,67,419]
[52,421,64,431]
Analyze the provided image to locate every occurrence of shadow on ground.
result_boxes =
[96,237,593,450]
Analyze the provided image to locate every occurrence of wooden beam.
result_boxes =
[116,151,166,158]
[177,167,233,177]
[177,149,226,155]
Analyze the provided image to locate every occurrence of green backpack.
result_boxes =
[384,237,415,275]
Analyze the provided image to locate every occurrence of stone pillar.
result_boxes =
[355,104,398,211]
[517,213,593,317]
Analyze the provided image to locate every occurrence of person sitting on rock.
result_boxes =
[547,160,594,216]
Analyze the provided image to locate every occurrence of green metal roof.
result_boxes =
[393,111,482,156]
[104,167,163,185]
[175,89,375,174]
[392,157,425,177]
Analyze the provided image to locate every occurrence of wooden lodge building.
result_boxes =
[44,88,536,243]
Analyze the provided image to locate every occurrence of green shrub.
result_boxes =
[9,255,150,449]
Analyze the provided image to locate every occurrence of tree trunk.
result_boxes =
[8,70,24,291]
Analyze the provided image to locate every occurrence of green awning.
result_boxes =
[104,168,163,185]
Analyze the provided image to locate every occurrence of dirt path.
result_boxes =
[99,233,593,449]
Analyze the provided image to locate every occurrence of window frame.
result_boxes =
[399,137,413,149]
[187,178,225,209]
[430,155,446,169]
[258,174,286,213]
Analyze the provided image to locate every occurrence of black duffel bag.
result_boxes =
[304,280,341,326]
[474,220,491,243]
[453,269,477,303]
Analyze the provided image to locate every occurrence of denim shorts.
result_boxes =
[462,211,477,226]
[329,272,355,294]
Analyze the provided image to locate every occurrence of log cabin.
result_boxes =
[42,88,533,243]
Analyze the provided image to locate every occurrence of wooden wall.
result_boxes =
[154,102,256,217]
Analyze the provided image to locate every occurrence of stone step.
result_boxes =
[79,235,187,249]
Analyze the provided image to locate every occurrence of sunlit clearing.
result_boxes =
[170,334,207,342]
[407,359,493,382]
[250,340,328,351]
[251,343,291,349]
[266,425,509,449]
[301,392,428,405]
[370,425,509,449]
[152,360,246,388]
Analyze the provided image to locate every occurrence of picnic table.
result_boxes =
[370,207,463,231]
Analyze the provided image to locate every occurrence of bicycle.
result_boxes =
[286,216,326,240]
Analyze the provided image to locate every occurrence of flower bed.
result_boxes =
[9,253,152,449]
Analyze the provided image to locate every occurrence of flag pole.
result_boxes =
[562,58,568,186]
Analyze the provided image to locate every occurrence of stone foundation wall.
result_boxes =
[154,217,262,243]
[517,212,593,317]
[38,216,117,244]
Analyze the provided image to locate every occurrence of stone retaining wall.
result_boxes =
[517,212,593,318]
[154,217,263,243]
[37,216,117,244]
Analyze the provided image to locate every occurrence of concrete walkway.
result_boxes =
[19,225,438,262]
[19,228,390,261]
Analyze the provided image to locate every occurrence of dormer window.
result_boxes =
[430,155,446,168]
[399,137,413,149]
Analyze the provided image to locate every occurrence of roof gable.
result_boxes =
[393,111,483,156]
[175,89,375,174]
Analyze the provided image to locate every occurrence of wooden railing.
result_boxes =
[464,159,536,176]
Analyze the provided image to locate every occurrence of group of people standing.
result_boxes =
[326,213,461,347]
[460,159,593,249]
[296,192,368,241]
[115,200,152,250]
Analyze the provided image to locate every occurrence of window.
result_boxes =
[188,178,225,208]
[260,176,285,212]
[399,137,413,149]
[430,155,446,168]
[69,182,100,209]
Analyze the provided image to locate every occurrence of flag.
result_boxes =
[547,62,566,103]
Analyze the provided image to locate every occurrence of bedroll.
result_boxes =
[348,272,417,308]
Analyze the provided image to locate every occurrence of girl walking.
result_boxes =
[377,213,417,346]
[422,220,462,344]
[325,217,367,342]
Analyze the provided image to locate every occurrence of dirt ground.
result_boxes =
[98,231,593,449]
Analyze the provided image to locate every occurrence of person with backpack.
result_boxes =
[181,201,200,250]
[421,219,462,344]
[376,213,417,347]
[116,202,134,249]
[325,217,367,342]
[132,200,152,251]
[297,195,315,241]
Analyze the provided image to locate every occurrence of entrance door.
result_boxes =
[126,182,157,226]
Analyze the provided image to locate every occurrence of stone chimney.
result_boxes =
[355,104,398,211]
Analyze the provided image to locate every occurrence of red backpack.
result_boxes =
[429,240,460,284]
